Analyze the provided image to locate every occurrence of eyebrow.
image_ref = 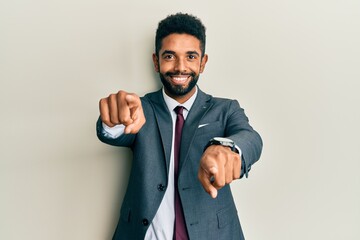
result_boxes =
[161,50,176,56]
[186,51,200,56]
[161,50,200,57]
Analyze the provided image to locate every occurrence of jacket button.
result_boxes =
[157,184,166,192]
[142,218,149,226]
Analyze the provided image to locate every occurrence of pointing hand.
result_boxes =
[198,145,241,198]
[99,90,146,134]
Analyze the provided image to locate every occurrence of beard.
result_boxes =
[159,71,199,97]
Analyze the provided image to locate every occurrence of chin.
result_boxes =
[160,73,198,97]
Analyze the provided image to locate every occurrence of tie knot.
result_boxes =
[174,106,184,115]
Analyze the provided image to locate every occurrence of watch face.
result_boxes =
[213,137,233,143]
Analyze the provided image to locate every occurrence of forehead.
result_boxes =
[160,33,201,53]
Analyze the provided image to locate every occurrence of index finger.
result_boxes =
[198,167,218,198]
[126,94,142,122]
[125,94,141,109]
[117,93,133,125]
[199,159,219,198]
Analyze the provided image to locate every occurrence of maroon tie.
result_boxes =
[174,106,189,240]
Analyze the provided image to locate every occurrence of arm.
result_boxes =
[225,100,263,177]
[198,99,263,198]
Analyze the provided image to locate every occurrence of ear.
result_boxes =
[152,53,159,72]
[200,54,208,73]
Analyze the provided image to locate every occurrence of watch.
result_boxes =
[204,137,239,153]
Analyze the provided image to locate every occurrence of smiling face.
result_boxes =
[153,33,208,103]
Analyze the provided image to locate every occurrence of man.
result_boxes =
[97,13,262,240]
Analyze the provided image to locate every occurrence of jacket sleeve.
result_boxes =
[225,100,263,178]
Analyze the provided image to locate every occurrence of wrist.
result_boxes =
[204,137,239,153]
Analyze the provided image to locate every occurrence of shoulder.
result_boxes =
[198,88,237,104]
[210,96,242,111]
[141,89,162,105]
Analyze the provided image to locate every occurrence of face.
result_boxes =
[152,33,208,103]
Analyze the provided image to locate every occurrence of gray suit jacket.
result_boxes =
[96,88,262,240]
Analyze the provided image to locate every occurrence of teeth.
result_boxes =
[173,77,187,81]
[172,76,189,82]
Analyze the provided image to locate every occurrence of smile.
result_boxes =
[170,75,190,84]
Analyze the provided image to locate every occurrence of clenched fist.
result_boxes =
[99,90,146,134]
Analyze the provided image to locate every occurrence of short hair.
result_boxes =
[155,13,206,57]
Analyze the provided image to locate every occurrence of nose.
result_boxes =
[174,57,187,73]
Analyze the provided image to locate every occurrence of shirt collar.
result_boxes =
[162,86,198,112]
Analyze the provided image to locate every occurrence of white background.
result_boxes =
[1,0,359,239]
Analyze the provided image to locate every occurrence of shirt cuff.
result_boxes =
[101,122,125,139]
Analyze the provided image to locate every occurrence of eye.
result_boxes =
[187,54,197,60]
[163,54,174,60]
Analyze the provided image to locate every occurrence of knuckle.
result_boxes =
[108,94,117,105]
[100,98,109,109]
[225,177,233,185]
[119,116,130,124]
[110,116,119,124]
[117,90,126,95]
[116,91,126,101]
[216,181,225,188]
[214,185,222,190]
[99,98,106,105]
[101,115,109,123]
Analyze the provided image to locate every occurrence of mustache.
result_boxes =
[165,71,195,77]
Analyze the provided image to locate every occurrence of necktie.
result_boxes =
[173,106,189,240]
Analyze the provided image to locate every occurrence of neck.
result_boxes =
[164,87,196,104]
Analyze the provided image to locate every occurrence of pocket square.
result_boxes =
[198,123,210,128]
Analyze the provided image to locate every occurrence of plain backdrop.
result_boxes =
[1,0,359,239]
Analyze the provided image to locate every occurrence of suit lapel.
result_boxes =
[179,89,213,172]
[146,90,173,176]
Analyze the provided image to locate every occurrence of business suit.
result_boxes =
[97,87,262,240]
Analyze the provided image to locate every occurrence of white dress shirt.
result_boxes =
[102,87,198,240]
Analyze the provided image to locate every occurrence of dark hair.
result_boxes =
[155,13,206,57]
